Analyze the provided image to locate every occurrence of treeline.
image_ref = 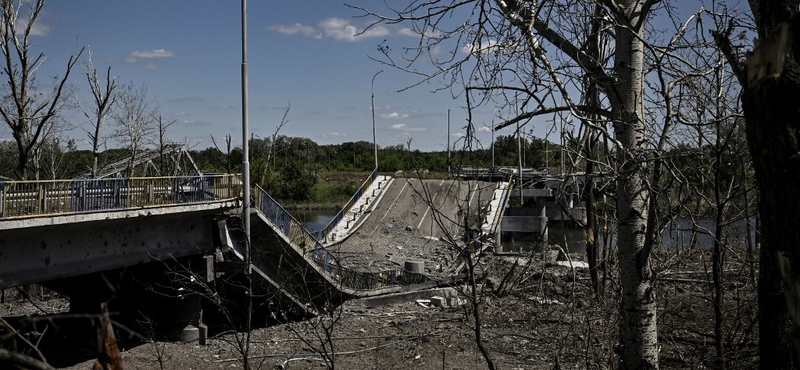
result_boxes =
[0,134,563,202]
[0,131,749,214]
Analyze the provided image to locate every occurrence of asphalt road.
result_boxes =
[332,178,498,273]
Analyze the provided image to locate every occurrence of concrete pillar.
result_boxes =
[496,227,502,252]
[198,324,208,345]
[181,325,199,343]
[540,206,548,245]
[403,261,425,285]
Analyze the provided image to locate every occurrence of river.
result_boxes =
[291,209,755,255]
[293,209,340,233]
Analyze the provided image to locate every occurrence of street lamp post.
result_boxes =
[517,120,523,204]
[447,108,451,179]
[371,70,383,170]
[491,125,495,169]
[240,0,251,273]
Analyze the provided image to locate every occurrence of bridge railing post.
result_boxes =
[37,182,44,216]
[0,182,4,218]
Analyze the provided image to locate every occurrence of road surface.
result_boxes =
[331,177,497,276]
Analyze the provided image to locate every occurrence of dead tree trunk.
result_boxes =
[92,302,122,370]
[743,15,800,367]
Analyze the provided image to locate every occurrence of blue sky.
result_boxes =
[0,0,522,153]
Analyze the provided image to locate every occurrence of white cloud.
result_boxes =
[18,18,49,36]
[461,40,501,55]
[30,23,50,36]
[381,112,409,119]
[398,28,416,37]
[323,132,348,139]
[124,49,176,63]
[267,23,321,39]
[319,17,390,42]
[462,37,538,56]
[269,18,390,42]
[430,45,445,57]
[398,27,442,39]
[389,123,426,132]
[478,126,493,132]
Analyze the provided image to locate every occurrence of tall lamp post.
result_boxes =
[446,105,461,179]
[371,70,383,170]
[240,0,251,272]
[491,123,495,169]
[447,108,451,179]
[517,120,523,204]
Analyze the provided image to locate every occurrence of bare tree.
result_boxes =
[211,133,234,174]
[670,35,751,368]
[113,83,156,177]
[262,102,290,178]
[152,114,177,175]
[28,116,67,180]
[80,48,118,178]
[39,136,76,180]
[353,1,700,367]
[0,0,83,180]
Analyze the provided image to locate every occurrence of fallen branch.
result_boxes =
[659,277,713,284]
[0,349,55,370]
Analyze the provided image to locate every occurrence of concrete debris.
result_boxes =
[484,276,501,292]
[543,249,560,263]
[554,260,589,269]
[527,296,563,305]
[543,245,569,262]
[430,296,446,307]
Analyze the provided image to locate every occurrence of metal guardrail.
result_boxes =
[488,176,514,235]
[255,184,426,291]
[0,174,242,219]
[312,167,379,241]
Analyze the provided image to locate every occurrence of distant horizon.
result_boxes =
[1,131,560,155]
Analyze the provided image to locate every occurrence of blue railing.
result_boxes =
[255,184,426,291]
[312,167,379,241]
[0,174,242,219]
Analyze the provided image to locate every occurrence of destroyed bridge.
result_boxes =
[0,169,514,332]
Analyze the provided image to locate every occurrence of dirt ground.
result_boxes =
[1,246,758,370]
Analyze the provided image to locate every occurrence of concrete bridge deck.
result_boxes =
[327,177,504,276]
[0,172,513,322]
[0,174,242,289]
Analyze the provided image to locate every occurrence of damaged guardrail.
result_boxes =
[312,167,378,241]
[255,184,426,291]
